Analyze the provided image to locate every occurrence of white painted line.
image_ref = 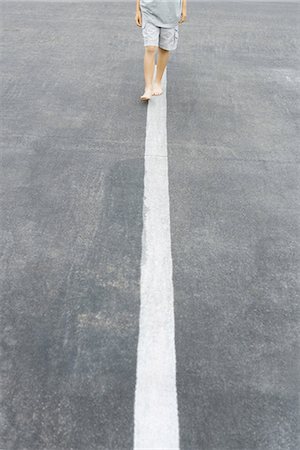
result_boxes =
[134,67,180,450]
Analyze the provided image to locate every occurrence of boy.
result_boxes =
[135,0,187,101]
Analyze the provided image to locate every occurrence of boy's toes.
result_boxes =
[140,89,152,101]
[152,84,163,96]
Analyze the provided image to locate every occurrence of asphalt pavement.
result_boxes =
[1,1,299,449]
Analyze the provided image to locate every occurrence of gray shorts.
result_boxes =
[142,21,179,51]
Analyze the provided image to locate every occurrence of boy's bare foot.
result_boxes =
[140,88,152,102]
[152,82,163,96]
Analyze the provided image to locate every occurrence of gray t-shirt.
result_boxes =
[140,0,182,28]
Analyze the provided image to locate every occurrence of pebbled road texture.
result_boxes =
[168,2,299,449]
[1,2,299,449]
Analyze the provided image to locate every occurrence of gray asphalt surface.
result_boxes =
[1,2,299,449]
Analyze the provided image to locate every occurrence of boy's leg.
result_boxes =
[141,21,159,101]
[153,48,170,96]
[153,26,179,96]
[141,46,157,101]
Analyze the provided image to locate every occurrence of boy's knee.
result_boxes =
[159,47,169,53]
[145,45,157,54]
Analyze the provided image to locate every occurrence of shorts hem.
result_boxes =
[144,42,159,47]
[159,45,177,51]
